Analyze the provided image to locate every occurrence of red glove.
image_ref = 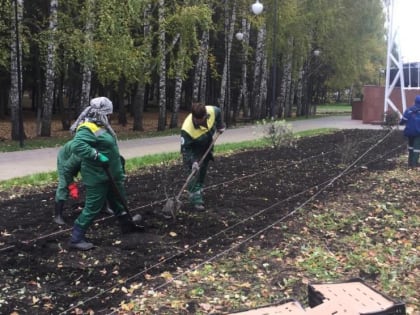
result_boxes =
[68,182,79,200]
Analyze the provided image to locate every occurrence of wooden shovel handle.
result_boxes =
[175,132,221,200]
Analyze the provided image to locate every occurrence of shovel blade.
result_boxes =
[162,198,176,219]
[162,198,182,220]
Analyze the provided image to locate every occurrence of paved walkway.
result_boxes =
[0,116,384,181]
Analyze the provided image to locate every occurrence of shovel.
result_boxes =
[162,132,221,219]
[103,166,143,226]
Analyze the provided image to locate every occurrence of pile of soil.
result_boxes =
[0,129,407,314]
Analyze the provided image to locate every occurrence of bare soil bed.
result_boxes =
[0,129,411,314]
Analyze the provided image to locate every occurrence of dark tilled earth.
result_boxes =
[0,129,406,314]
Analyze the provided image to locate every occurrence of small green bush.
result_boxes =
[381,110,400,130]
[256,118,296,149]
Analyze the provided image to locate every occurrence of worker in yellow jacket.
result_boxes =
[180,103,225,211]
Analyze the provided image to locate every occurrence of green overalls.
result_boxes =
[55,140,81,202]
[180,106,223,206]
[71,121,125,230]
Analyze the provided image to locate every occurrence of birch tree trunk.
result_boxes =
[192,30,209,104]
[157,0,167,131]
[295,68,304,116]
[80,65,92,109]
[192,38,204,103]
[218,0,236,124]
[40,0,58,137]
[236,18,250,119]
[259,51,268,118]
[80,0,94,110]
[170,63,183,128]
[133,3,152,131]
[170,35,184,128]
[9,0,25,141]
[251,24,266,120]
[278,57,291,118]
[198,30,209,105]
[287,76,296,118]
[283,38,294,118]
[278,40,293,118]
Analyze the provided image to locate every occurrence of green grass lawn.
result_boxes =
[316,103,351,113]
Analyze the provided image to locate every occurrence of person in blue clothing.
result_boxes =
[180,103,225,211]
[399,95,420,167]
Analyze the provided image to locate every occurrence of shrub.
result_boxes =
[256,118,296,149]
[336,135,360,164]
[381,110,400,130]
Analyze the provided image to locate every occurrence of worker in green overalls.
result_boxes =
[180,103,225,211]
[54,139,115,225]
[54,139,81,225]
[69,96,142,250]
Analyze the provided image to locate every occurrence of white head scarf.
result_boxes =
[70,97,117,138]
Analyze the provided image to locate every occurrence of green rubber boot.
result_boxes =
[189,190,205,211]
[54,200,65,225]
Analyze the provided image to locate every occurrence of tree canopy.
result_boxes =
[0,0,386,138]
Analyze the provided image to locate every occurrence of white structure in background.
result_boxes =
[384,0,406,118]
[384,0,420,118]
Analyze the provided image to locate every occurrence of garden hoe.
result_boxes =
[103,166,143,228]
[162,132,221,219]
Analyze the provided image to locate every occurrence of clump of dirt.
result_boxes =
[0,129,407,314]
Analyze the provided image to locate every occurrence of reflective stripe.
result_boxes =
[181,106,216,139]
[77,121,106,137]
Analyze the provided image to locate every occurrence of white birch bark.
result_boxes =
[198,30,209,104]
[288,76,296,118]
[296,67,304,116]
[40,0,58,136]
[157,0,167,131]
[236,17,250,119]
[133,3,152,131]
[170,34,183,128]
[251,24,266,119]
[192,30,209,104]
[192,39,204,103]
[218,1,236,118]
[171,57,183,128]
[9,0,24,140]
[278,39,293,118]
[259,49,268,118]
[284,38,294,118]
[80,0,95,110]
